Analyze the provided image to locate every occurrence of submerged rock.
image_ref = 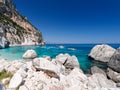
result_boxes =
[23,50,37,59]
[108,48,120,73]
[89,44,116,62]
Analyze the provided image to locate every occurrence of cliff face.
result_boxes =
[0,0,44,48]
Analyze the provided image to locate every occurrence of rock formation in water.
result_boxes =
[23,49,38,59]
[89,44,116,62]
[107,50,120,86]
[89,44,120,86]
[108,48,120,73]
[0,0,45,48]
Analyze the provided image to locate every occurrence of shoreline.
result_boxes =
[0,44,120,89]
[0,53,119,90]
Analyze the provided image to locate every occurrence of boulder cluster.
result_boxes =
[89,44,120,87]
[0,49,119,90]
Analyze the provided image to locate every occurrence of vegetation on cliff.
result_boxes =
[0,0,44,46]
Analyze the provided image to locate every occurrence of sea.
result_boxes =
[0,44,119,73]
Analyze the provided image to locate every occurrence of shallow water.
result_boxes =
[0,44,119,73]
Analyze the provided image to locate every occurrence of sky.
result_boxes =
[14,0,120,44]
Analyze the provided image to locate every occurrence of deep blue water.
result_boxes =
[0,44,120,73]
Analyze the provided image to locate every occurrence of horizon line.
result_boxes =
[46,42,120,44]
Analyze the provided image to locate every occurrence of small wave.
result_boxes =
[59,45,64,49]
[48,46,56,49]
[68,48,76,51]
[41,46,46,48]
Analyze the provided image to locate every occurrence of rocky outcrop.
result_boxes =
[0,0,15,10]
[60,68,88,90]
[0,53,119,90]
[53,53,80,75]
[33,58,61,75]
[108,48,120,73]
[91,66,106,76]
[107,68,120,83]
[0,0,44,48]
[88,73,116,89]
[107,48,120,84]
[89,44,116,62]
[0,25,9,48]
[23,50,38,59]
[8,72,23,89]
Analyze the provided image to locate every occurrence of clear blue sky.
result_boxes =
[14,0,120,43]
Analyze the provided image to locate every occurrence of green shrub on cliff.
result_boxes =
[0,70,13,81]
[0,12,24,36]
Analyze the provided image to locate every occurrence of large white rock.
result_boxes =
[19,85,29,90]
[33,58,61,74]
[65,55,80,69]
[60,68,88,89]
[54,54,80,75]
[23,49,37,59]
[55,53,70,64]
[64,86,84,90]
[43,56,52,61]
[6,61,25,73]
[89,44,116,62]
[43,78,63,90]
[8,71,23,89]
[91,66,106,76]
[24,71,48,90]
[55,54,79,67]
[0,59,9,72]
[88,73,116,89]
[108,48,120,73]
[107,68,120,83]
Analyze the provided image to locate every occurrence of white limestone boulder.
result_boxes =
[108,48,120,73]
[19,85,29,90]
[6,61,25,73]
[60,68,88,89]
[33,58,61,75]
[23,49,37,59]
[8,72,23,89]
[89,44,116,62]
[24,71,48,90]
[107,68,120,83]
[55,53,70,64]
[88,73,116,89]
[91,66,106,76]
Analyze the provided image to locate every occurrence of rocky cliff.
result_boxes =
[0,0,44,48]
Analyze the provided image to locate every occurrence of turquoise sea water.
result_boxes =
[0,44,120,73]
